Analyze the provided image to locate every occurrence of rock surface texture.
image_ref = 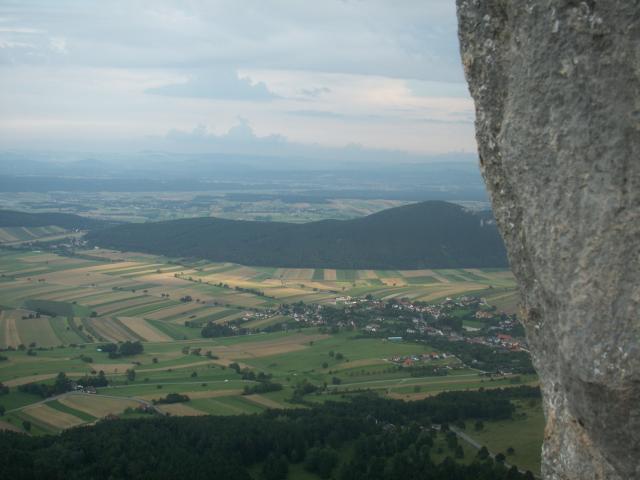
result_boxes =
[456,1,639,479]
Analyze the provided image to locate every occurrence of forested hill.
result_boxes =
[0,388,539,480]
[86,201,508,269]
[0,210,107,230]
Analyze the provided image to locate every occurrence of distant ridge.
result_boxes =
[86,201,508,269]
[0,210,107,230]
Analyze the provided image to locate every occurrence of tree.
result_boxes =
[506,446,515,455]
[126,369,136,381]
[53,372,72,395]
[118,341,143,356]
[22,420,31,432]
[0,405,5,416]
[495,452,506,463]
[304,447,339,479]
[474,420,484,431]
[506,465,521,479]
[446,431,458,450]
[477,446,490,460]
[261,453,288,480]
[454,445,465,459]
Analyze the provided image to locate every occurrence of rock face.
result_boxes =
[456,1,639,479]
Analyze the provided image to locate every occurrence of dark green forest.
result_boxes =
[0,387,538,480]
[0,210,107,230]
[86,201,508,269]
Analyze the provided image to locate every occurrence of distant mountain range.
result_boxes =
[86,201,508,269]
[0,210,107,230]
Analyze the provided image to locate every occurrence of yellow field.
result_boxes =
[93,296,159,316]
[23,404,85,430]
[59,394,140,417]
[118,316,172,342]
[139,389,242,401]
[85,317,138,342]
[243,394,287,409]
[213,333,329,360]
[0,310,22,348]
[0,226,69,245]
[0,249,517,349]
[145,302,206,321]
[156,403,207,416]
[0,419,22,432]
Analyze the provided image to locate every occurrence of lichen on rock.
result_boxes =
[456,1,640,479]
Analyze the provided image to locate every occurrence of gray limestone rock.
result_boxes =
[456,1,640,478]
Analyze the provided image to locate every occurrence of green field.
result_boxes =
[459,399,544,475]
[0,249,518,349]
[0,247,538,473]
[0,328,536,440]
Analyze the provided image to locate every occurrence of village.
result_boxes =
[227,293,533,374]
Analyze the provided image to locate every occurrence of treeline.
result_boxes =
[17,372,108,398]
[153,393,190,405]
[201,322,238,338]
[18,372,75,398]
[0,387,538,479]
[86,201,509,269]
[425,336,535,374]
[0,209,107,229]
[98,341,143,358]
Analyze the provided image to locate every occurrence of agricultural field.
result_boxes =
[0,248,518,350]
[0,328,535,434]
[0,191,411,224]
[0,247,539,474]
[0,226,74,245]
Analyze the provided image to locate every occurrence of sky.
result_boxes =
[0,0,477,162]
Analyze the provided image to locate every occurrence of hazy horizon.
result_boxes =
[0,0,477,165]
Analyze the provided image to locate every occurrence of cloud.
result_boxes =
[146,69,277,100]
[165,118,287,146]
[0,0,462,81]
[286,110,346,119]
[159,120,474,163]
[0,1,477,156]
[299,86,331,98]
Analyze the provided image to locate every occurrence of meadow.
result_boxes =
[0,246,540,475]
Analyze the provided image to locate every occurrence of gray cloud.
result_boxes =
[0,0,476,156]
[0,0,462,82]
[146,69,277,100]
[299,86,331,98]
[159,120,460,164]
[286,110,346,119]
